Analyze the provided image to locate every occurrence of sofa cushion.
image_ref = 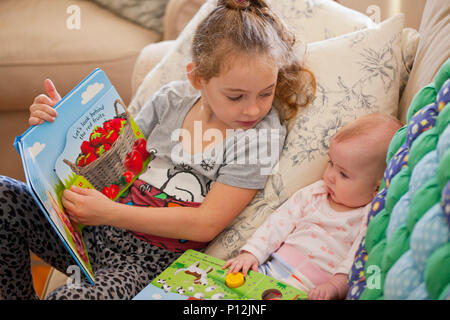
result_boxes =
[346,58,450,300]
[162,0,207,41]
[90,0,169,36]
[398,0,450,123]
[0,0,160,113]
[127,0,375,117]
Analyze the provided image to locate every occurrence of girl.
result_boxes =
[0,0,313,299]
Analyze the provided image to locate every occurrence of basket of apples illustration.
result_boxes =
[63,99,149,195]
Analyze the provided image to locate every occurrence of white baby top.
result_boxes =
[241,180,371,276]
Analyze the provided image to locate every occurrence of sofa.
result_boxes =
[33,0,448,298]
[0,0,205,183]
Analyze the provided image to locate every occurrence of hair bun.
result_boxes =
[222,0,251,10]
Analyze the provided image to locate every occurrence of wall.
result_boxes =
[338,0,426,29]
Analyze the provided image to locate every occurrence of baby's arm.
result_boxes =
[222,251,259,276]
[308,273,348,300]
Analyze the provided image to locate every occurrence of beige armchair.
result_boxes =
[0,0,205,184]
[41,0,449,299]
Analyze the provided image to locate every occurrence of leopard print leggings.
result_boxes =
[0,175,181,300]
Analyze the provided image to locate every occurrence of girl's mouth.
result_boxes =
[237,120,257,127]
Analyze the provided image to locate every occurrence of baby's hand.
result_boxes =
[222,251,259,276]
[29,79,61,126]
[308,282,340,300]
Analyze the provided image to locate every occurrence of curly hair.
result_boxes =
[190,0,316,122]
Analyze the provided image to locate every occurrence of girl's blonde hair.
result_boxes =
[191,0,315,122]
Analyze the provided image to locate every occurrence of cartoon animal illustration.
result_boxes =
[194,292,205,299]
[174,261,213,286]
[205,286,217,292]
[162,283,172,293]
[176,286,186,295]
[139,156,207,202]
[211,292,225,300]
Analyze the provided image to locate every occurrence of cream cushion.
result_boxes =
[205,14,405,259]
[127,0,375,116]
[397,0,450,123]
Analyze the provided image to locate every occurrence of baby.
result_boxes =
[223,113,402,300]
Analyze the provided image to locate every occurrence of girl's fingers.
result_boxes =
[28,117,44,126]
[33,93,53,106]
[30,108,56,123]
[30,102,58,117]
[61,194,76,212]
[62,189,85,206]
[44,78,62,104]
[70,185,93,195]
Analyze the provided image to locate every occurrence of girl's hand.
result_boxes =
[222,251,259,276]
[29,79,61,126]
[61,186,115,226]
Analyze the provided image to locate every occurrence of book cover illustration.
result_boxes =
[138,250,308,300]
[14,68,150,284]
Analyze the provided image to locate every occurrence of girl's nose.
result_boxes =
[243,100,260,117]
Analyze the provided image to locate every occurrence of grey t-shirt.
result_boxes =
[134,80,286,203]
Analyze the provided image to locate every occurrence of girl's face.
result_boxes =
[323,138,380,209]
[192,53,279,130]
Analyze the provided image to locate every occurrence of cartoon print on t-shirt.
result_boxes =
[138,149,208,202]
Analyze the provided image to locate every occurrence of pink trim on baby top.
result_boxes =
[276,243,331,287]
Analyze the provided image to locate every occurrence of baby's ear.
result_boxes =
[186,62,203,90]
[372,178,382,197]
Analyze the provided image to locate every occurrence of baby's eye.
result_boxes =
[340,171,349,178]
[227,95,243,101]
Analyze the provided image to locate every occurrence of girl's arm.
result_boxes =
[62,181,258,242]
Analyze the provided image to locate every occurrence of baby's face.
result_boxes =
[323,138,380,209]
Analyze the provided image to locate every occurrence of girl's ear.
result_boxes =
[186,62,203,90]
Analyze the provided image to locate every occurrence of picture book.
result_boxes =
[134,250,308,300]
[14,68,150,284]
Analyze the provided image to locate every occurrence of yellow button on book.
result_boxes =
[225,272,245,288]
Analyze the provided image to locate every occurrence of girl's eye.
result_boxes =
[260,91,273,97]
[328,160,333,167]
[227,95,243,101]
[340,171,348,178]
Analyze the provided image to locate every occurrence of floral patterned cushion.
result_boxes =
[90,0,169,36]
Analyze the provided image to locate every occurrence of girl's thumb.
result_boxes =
[44,78,62,103]
[70,185,92,195]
